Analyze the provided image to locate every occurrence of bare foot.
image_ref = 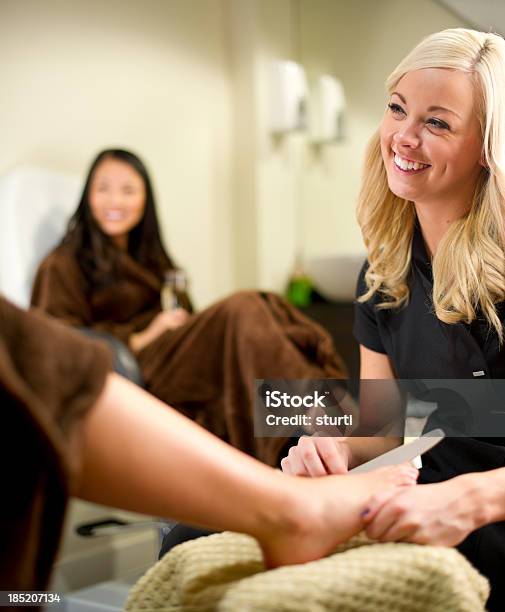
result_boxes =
[259,464,418,568]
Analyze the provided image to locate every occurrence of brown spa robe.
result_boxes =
[31,245,346,466]
[0,295,112,591]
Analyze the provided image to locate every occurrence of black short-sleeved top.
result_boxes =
[353,222,505,479]
[354,222,505,380]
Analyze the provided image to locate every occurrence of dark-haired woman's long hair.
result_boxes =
[63,149,175,289]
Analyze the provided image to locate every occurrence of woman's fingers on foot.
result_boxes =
[361,488,400,525]
[282,446,306,476]
[280,456,293,475]
[281,438,329,476]
[299,436,329,477]
[313,436,348,474]
[280,435,351,477]
[364,495,417,541]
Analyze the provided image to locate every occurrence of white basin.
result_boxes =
[305,253,366,302]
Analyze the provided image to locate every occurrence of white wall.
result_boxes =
[229,0,305,291]
[0,0,234,308]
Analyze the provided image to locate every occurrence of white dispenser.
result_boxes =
[309,74,346,144]
[269,60,308,134]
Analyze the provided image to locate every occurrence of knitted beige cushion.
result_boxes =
[126,532,489,612]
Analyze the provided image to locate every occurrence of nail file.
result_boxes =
[349,429,445,474]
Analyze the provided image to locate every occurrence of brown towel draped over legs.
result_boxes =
[138,291,347,466]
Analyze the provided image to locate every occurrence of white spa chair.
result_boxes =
[0,166,79,309]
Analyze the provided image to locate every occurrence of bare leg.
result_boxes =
[77,374,417,568]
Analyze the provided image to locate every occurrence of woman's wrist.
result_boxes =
[129,332,139,354]
[462,468,505,528]
[129,330,148,354]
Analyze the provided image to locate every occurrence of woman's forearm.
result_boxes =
[76,374,302,540]
[129,330,151,354]
[468,467,505,527]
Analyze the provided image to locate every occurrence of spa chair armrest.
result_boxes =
[78,328,144,387]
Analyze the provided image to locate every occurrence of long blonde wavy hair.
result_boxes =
[357,28,505,340]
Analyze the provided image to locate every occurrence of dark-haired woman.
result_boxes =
[31,149,345,467]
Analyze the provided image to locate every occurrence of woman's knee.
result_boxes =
[220,291,263,319]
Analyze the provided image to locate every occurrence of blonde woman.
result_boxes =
[281,29,505,610]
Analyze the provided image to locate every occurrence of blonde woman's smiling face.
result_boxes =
[380,68,484,210]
